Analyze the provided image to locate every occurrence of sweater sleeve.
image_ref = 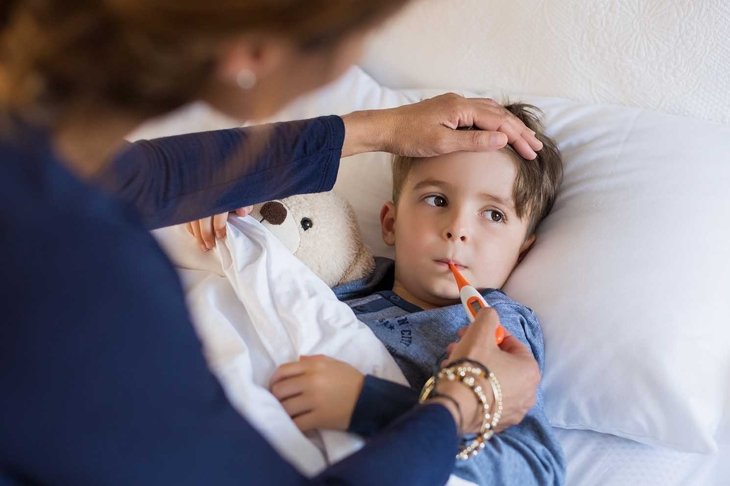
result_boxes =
[96,116,344,229]
[318,404,458,486]
[349,375,419,438]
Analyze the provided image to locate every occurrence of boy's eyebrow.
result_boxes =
[411,178,515,209]
[479,191,515,209]
[411,178,452,192]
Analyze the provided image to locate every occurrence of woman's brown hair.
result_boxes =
[0,0,408,122]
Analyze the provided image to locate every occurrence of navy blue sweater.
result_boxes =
[0,117,458,485]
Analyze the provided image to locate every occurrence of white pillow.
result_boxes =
[271,68,730,453]
[503,99,730,453]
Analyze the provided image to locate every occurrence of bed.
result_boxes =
[131,1,730,484]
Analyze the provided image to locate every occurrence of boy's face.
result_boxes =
[381,151,535,309]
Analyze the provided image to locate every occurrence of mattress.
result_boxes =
[555,427,730,485]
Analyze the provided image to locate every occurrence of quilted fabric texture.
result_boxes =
[362,0,730,124]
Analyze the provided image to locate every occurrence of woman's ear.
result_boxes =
[517,234,536,263]
[214,35,288,86]
[380,202,397,247]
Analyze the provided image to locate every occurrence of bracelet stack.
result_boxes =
[419,359,503,460]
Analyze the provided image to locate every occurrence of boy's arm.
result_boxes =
[269,355,366,432]
[269,354,418,436]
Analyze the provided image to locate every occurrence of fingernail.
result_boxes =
[200,244,208,252]
[216,232,226,239]
[495,326,506,345]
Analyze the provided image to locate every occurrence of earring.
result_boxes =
[235,69,257,90]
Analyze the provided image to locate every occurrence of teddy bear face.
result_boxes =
[250,192,374,287]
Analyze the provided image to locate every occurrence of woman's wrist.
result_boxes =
[434,379,490,433]
[426,395,463,433]
[340,109,392,157]
[421,361,503,460]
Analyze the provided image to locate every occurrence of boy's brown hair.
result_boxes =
[391,103,563,237]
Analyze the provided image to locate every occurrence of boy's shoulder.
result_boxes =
[484,289,546,370]
[484,289,537,323]
[334,256,395,302]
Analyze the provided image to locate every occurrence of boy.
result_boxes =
[271,104,565,485]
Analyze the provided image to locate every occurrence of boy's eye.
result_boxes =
[424,195,447,207]
[483,209,505,223]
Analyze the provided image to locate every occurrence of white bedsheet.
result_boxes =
[153,217,408,477]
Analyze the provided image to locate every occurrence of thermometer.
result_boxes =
[448,262,506,345]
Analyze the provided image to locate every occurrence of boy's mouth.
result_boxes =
[435,258,466,269]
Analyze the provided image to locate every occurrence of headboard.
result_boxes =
[361,0,730,124]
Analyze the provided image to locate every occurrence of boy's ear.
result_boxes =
[517,234,536,264]
[380,202,397,247]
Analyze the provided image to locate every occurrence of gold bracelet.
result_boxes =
[419,364,501,460]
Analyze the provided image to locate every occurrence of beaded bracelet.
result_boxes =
[419,363,503,460]
[444,358,490,377]
[442,359,502,433]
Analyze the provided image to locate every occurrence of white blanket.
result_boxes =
[153,216,408,476]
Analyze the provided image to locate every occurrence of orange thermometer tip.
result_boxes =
[447,261,470,290]
[448,261,507,346]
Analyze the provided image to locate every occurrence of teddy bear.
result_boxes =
[250,191,375,288]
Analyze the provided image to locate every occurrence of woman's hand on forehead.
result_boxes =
[341,93,543,159]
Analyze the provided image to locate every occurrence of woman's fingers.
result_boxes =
[184,212,234,251]
[235,205,254,217]
[198,217,217,250]
[469,102,541,159]
[188,220,207,252]
[463,308,501,351]
[446,95,542,159]
[497,333,533,357]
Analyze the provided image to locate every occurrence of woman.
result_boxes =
[0,1,543,484]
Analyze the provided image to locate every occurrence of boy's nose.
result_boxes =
[443,210,469,242]
[444,226,468,242]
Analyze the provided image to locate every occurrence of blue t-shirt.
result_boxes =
[336,257,566,486]
[0,117,459,485]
